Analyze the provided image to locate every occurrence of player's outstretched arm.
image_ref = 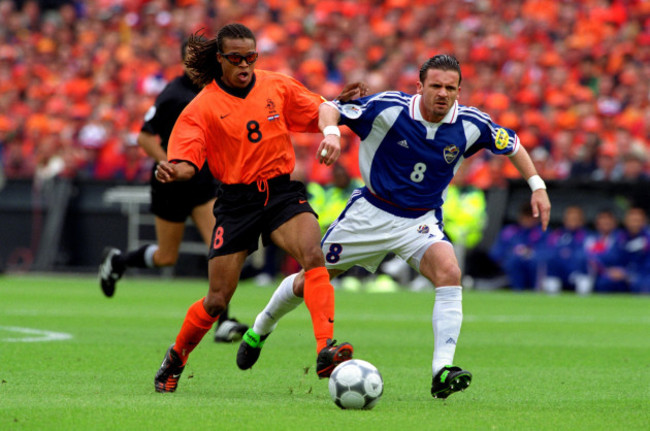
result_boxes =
[155,161,196,183]
[508,146,551,231]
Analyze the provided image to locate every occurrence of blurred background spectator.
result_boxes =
[620,207,650,294]
[593,206,650,293]
[539,205,592,294]
[584,208,624,293]
[308,162,363,235]
[489,202,546,290]
[1,0,649,187]
[440,160,487,281]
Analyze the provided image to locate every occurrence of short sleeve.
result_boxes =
[281,75,325,133]
[167,107,206,171]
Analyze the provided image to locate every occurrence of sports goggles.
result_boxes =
[219,51,259,66]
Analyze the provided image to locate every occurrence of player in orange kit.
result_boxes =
[152,23,367,392]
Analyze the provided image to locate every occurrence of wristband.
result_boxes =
[323,125,341,137]
[527,175,546,191]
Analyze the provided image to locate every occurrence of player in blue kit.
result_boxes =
[490,203,547,290]
[590,206,650,293]
[236,55,551,398]
[617,207,650,294]
[539,205,592,294]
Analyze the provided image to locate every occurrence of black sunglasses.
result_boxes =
[219,51,259,66]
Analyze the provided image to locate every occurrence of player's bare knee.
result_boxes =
[431,263,461,286]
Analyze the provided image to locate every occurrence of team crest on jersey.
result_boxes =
[266,98,280,121]
[495,128,510,150]
[341,104,362,119]
[417,225,430,234]
[443,145,460,164]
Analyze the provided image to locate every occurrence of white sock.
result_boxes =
[432,285,463,375]
[252,273,303,336]
[144,245,158,268]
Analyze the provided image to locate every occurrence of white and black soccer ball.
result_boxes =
[328,359,383,410]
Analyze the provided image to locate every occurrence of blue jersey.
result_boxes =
[613,228,650,273]
[541,226,592,280]
[333,92,519,217]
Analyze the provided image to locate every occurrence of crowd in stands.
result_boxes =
[2,0,650,293]
[1,0,649,188]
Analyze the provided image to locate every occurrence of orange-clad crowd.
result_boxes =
[1,0,649,187]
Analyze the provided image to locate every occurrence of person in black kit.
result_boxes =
[99,37,249,343]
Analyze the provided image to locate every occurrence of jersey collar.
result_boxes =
[410,95,458,124]
[215,73,257,99]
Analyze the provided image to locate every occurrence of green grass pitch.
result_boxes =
[1,274,649,430]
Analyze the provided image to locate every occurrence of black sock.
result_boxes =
[119,245,151,269]
[218,306,230,324]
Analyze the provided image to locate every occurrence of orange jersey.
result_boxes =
[168,69,325,184]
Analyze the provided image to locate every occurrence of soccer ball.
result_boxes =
[328,359,383,410]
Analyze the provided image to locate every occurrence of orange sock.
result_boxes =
[303,266,335,353]
[174,298,219,364]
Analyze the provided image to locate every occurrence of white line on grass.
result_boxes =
[0,326,73,342]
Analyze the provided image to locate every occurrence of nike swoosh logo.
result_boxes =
[220,114,230,119]
[299,199,307,204]
[172,374,181,379]
[328,318,334,323]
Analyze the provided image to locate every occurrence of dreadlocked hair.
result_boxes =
[185,24,256,87]
[185,32,218,87]
[419,54,462,86]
